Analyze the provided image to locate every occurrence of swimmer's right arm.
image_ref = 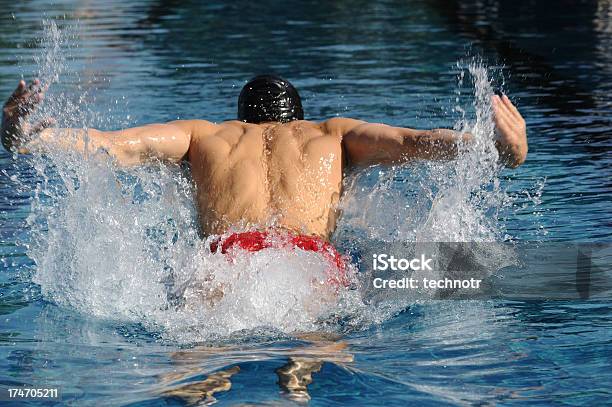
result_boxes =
[2,79,213,165]
[327,117,473,166]
[333,95,527,168]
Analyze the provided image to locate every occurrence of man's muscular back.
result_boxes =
[2,77,527,243]
[188,120,346,238]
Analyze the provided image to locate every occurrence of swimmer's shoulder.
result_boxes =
[167,119,220,139]
[180,119,362,140]
[169,119,255,141]
[320,117,367,137]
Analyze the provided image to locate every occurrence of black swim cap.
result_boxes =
[237,75,304,124]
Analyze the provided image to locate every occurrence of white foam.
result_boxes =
[15,21,544,343]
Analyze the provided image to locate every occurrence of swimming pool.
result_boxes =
[1,0,611,405]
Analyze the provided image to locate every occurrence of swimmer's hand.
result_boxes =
[492,94,527,168]
[1,79,55,153]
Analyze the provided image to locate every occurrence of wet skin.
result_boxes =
[2,79,527,240]
[1,79,528,403]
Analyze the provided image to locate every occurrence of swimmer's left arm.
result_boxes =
[32,122,194,166]
[336,95,527,168]
[2,79,204,165]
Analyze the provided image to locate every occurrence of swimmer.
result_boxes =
[1,75,527,286]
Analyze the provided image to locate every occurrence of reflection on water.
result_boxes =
[158,337,353,405]
[0,0,611,405]
[160,366,240,406]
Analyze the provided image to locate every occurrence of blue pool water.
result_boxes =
[1,0,611,405]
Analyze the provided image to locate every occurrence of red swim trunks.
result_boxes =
[209,230,350,287]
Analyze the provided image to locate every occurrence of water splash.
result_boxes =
[338,60,506,245]
[16,21,541,343]
[335,60,531,314]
